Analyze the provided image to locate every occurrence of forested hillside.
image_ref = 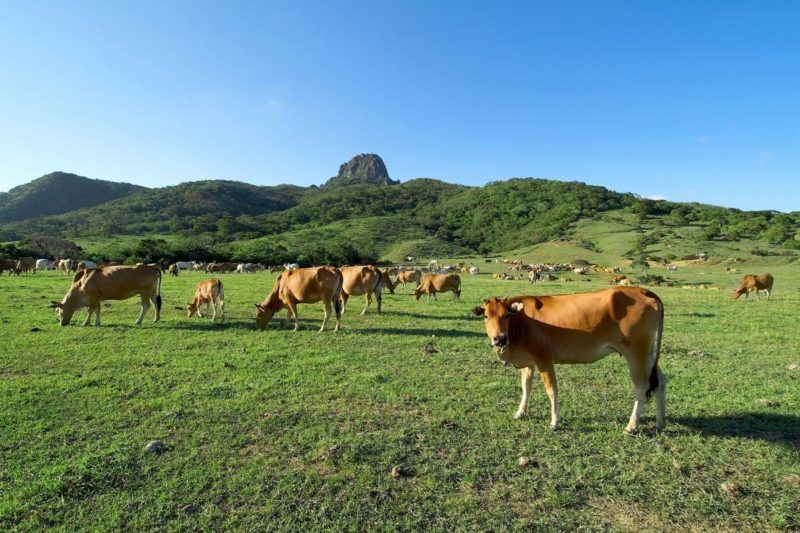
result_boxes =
[1,158,798,266]
[0,172,145,223]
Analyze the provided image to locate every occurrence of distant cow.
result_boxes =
[732,274,774,301]
[49,264,162,326]
[255,266,343,332]
[58,259,76,275]
[469,266,480,275]
[413,274,461,301]
[395,269,422,289]
[167,264,179,276]
[610,274,627,285]
[0,259,17,275]
[15,257,37,275]
[174,261,193,271]
[36,259,55,271]
[187,279,225,322]
[528,270,541,284]
[339,265,383,315]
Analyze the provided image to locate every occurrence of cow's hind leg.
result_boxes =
[624,355,651,435]
[150,289,161,322]
[319,299,331,332]
[514,366,535,419]
[360,293,371,315]
[135,294,151,325]
[340,293,349,315]
[82,308,93,327]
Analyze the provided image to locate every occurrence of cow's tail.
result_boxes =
[373,267,383,301]
[646,293,665,399]
[155,268,163,313]
[333,270,343,319]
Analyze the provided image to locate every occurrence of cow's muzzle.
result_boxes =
[492,335,509,354]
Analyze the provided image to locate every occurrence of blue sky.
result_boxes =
[1,1,797,211]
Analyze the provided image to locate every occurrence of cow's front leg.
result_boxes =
[539,364,560,430]
[286,301,300,331]
[82,308,93,327]
[514,366,534,419]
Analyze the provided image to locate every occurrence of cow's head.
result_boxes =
[472,297,524,355]
[731,287,747,299]
[412,288,423,300]
[187,302,199,317]
[254,300,282,330]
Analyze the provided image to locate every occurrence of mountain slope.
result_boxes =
[3,180,307,237]
[0,172,146,223]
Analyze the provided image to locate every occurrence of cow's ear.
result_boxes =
[472,306,485,317]
[509,302,524,313]
[49,301,62,309]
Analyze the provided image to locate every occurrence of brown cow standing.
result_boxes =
[395,269,422,289]
[732,273,774,300]
[412,273,461,301]
[473,287,666,434]
[255,266,343,332]
[339,265,383,315]
[187,279,225,322]
[0,259,17,275]
[49,265,162,326]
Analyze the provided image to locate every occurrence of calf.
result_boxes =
[187,279,225,322]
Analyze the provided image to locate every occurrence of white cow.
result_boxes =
[469,266,480,275]
[175,261,194,271]
[36,259,55,270]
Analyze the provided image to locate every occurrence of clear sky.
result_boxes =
[1,1,797,211]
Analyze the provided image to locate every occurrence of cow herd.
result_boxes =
[1,256,779,434]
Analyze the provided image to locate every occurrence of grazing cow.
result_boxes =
[0,258,17,275]
[412,273,461,301]
[732,273,774,301]
[187,279,225,322]
[49,264,162,326]
[609,274,627,285]
[36,259,55,271]
[395,269,422,289]
[58,259,76,274]
[15,257,37,275]
[618,278,632,287]
[339,265,383,315]
[167,263,179,276]
[528,270,541,284]
[381,273,400,294]
[255,266,343,332]
[472,287,666,434]
[469,266,480,275]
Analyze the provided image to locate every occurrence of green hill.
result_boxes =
[0,172,145,223]
[1,155,798,266]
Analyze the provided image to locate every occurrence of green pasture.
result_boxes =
[1,265,798,530]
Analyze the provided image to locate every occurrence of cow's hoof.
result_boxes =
[623,427,638,437]
[513,411,525,420]
[549,423,560,431]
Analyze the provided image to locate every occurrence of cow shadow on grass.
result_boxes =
[674,413,800,449]
[357,326,485,338]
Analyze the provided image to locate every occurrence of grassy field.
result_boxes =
[1,264,799,530]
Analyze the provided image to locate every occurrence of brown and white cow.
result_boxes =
[395,269,422,289]
[49,264,162,326]
[187,279,225,322]
[412,273,461,301]
[255,266,343,332]
[15,257,36,275]
[732,273,774,300]
[167,263,179,276]
[472,286,666,434]
[339,265,383,315]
